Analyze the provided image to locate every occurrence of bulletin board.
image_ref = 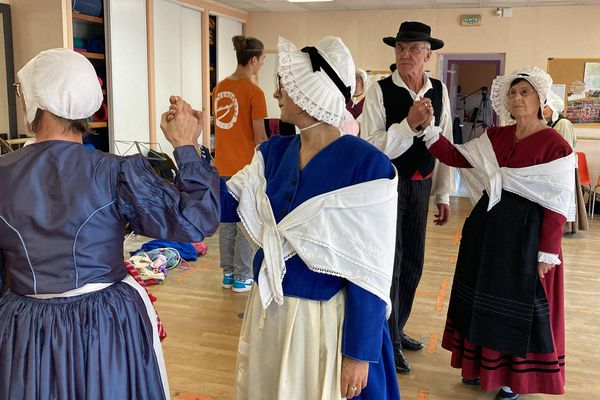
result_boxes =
[547,58,600,128]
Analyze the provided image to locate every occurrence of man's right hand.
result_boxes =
[406,98,433,131]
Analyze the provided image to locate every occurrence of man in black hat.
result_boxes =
[362,21,454,374]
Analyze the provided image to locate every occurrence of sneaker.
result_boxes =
[222,273,234,289]
[232,278,253,293]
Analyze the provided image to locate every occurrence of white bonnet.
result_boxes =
[17,48,103,124]
[545,90,565,123]
[356,68,368,90]
[490,66,553,123]
[277,36,355,127]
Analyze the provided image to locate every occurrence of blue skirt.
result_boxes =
[0,282,167,400]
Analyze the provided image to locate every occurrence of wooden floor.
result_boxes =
[128,197,600,400]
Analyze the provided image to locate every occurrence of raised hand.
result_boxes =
[160,96,203,148]
[407,98,433,131]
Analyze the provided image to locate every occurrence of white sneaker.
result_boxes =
[232,278,253,293]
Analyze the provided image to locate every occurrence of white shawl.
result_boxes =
[456,133,576,219]
[227,150,398,317]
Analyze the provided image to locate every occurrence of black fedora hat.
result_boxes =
[383,21,444,50]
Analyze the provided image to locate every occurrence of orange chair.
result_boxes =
[577,152,592,216]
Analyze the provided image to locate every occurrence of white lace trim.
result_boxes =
[490,66,553,124]
[456,132,576,218]
[226,149,398,317]
[277,37,345,127]
[538,251,561,265]
[419,124,442,148]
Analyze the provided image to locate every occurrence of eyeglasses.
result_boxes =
[507,87,537,98]
[13,82,21,98]
[395,45,431,55]
[275,74,282,93]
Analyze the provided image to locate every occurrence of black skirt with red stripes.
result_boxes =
[441,191,566,395]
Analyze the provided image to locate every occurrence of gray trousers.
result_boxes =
[219,222,253,280]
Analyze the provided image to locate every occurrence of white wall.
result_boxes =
[216,15,242,82]
[107,0,150,155]
[257,52,278,118]
[154,0,203,156]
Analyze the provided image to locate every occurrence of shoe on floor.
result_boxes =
[393,347,411,374]
[232,278,253,293]
[461,377,480,385]
[222,273,234,289]
[401,333,424,351]
[494,388,520,400]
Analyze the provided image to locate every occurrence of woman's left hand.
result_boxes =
[341,356,369,399]
[537,261,556,279]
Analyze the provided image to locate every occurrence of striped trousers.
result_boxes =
[387,177,432,349]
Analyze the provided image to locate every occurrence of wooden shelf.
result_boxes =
[73,13,104,24]
[77,51,105,60]
[89,121,107,128]
[102,89,106,95]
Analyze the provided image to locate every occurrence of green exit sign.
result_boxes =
[461,15,481,26]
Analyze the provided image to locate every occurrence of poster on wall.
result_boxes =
[584,62,600,91]
[551,84,566,104]
[566,97,600,124]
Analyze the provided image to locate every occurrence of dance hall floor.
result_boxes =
[128,196,600,399]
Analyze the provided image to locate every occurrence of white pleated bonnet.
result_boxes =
[277,36,355,127]
[490,66,553,123]
[17,48,103,125]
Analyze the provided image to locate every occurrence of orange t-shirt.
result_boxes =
[213,77,267,176]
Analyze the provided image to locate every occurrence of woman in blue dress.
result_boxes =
[221,36,401,400]
[0,48,220,399]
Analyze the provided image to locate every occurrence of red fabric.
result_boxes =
[429,125,571,254]
[410,170,432,180]
[430,125,570,394]
[124,261,167,341]
[442,261,565,394]
[191,241,208,256]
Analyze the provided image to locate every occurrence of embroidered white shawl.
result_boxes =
[456,133,576,219]
[227,150,398,317]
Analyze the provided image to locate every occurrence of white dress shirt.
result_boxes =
[362,70,454,204]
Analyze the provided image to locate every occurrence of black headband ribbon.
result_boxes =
[301,46,352,103]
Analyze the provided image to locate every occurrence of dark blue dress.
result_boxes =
[0,141,220,400]
[222,134,401,399]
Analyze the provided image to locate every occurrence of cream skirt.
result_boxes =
[235,287,345,400]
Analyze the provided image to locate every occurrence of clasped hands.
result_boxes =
[407,97,440,143]
[407,97,434,132]
[159,95,203,148]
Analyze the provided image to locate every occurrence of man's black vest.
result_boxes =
[378,76,442,178]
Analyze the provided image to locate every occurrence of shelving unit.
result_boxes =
[71,4,110,152]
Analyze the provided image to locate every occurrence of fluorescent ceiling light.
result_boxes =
[287,0,333,3]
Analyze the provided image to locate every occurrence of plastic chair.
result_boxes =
[576,152,592,216]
